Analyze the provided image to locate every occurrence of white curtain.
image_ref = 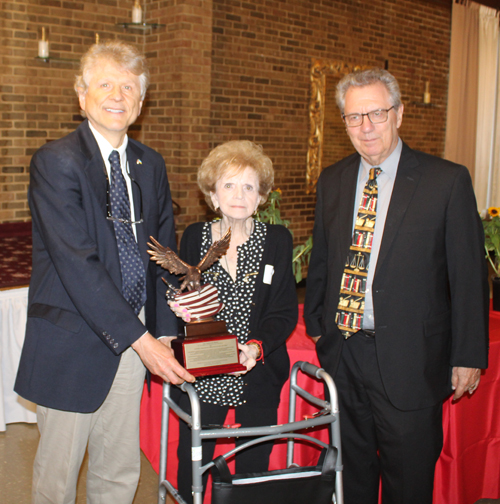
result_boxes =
[446,1,500,212]
[445,2,479,179]
[474,5,500,211]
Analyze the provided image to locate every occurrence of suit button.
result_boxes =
[110,338,114,344]
[106,334,111,340]
[113,343,118,349]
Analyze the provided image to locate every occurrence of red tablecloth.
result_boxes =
[140,305,500,503]
[434,308,500,503]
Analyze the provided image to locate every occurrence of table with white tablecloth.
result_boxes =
[0,287,36,431]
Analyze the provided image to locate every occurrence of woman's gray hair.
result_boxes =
[74,40,149,99]
[336,68,402,113]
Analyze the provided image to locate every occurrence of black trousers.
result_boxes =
[335,331,443,504]
[175,391,278,504]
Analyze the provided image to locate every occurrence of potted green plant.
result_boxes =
[483,207,500,310]
[256,189,312,283]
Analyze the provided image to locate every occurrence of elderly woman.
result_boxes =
[172,140,298,503]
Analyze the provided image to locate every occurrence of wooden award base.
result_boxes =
[171,319,246,377]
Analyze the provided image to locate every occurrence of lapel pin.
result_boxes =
[136,159,142,164]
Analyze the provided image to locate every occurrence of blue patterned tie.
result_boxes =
[108,150,146,315]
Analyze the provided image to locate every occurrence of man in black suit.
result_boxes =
[304,68,488,504]
[15,40,195,503]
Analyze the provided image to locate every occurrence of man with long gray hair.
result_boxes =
[305,68,488,503]
[15,40,195,503]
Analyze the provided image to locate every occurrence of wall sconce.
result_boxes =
[117,0,165,31]
[423,81,431,104]
[132,0,142,23]
[38,27,49,58]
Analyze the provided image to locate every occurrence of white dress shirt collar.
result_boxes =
[88,122,128,169]
[359,137,403,182]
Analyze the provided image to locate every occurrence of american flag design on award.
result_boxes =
[336,167,381,338]
[173,284,223,321]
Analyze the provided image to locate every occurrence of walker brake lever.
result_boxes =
[303,407,330,420]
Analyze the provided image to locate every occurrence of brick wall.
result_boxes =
[1,0,451,247]
[143,0,214,231]
[207,0,451,245]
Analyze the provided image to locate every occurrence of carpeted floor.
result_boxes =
[0,235,32,289]
[0,222,32,290]
[0,422,174,504]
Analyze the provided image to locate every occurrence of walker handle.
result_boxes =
[299,361,323,379]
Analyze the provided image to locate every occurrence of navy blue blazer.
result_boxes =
[15,120,178,413]
[304,142,489,411]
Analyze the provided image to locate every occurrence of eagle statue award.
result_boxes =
[147,228,246,377]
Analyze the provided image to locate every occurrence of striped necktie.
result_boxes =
[336,167,382,338]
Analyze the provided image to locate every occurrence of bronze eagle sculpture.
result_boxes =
[147,227,231,292]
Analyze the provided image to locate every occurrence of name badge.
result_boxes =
[263,264,274,285]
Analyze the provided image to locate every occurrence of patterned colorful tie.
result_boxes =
[109,150,146,315]
[336,167,382,338]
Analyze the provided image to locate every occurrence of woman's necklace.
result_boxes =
[219,218,254,281]
[221,220,234,280]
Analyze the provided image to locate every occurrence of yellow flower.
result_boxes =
[275,188,282,195]
[489,207,500,217]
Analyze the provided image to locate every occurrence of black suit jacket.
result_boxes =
[15,120,178,413]
[304,142,489,411]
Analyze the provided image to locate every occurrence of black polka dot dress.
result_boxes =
[193,220,266,407]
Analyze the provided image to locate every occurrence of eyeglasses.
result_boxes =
[342,106,395,128]
[106,173,144,225]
